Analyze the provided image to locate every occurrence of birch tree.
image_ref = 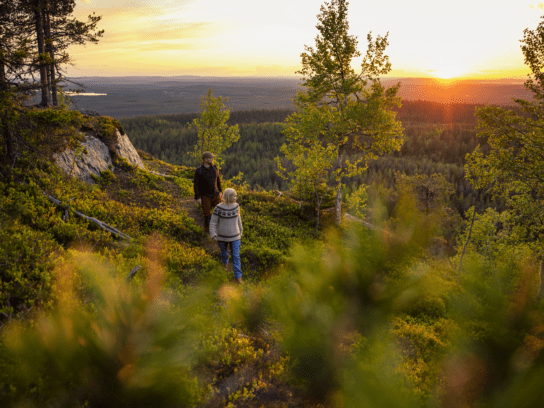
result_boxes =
[285,0,404,224]
[277,102,337,229]
[466,16,544,298]
[189,88,240,167]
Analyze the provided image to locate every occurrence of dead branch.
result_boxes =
[125,265,142,283]
[44,192,132,240]
[147,170,175,178]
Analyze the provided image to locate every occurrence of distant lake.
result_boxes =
[66,93,107,96]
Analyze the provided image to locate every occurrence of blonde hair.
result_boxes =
[222,188,237,204]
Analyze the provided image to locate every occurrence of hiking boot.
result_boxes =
[233,277,242,285]
[222,263,228,271]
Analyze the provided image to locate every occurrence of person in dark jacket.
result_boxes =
[193,151,222,232]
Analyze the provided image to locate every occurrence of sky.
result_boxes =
[67,0,544,79]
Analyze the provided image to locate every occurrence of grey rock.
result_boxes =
[53,129,144,184]
[114,130,144,169]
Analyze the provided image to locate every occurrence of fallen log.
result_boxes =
[44,192,133,240]
[147,170,175,178]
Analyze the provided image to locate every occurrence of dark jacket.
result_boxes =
[193,164,222,200]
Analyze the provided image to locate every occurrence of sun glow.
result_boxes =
[430,65,469,80]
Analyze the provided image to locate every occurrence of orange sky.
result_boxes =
[68,0,541,79]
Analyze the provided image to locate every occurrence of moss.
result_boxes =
[115,157,137,172]
[137,149,154,161]
[21,107,86,156]
[79,116,124,161]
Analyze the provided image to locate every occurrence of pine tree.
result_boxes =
[20,0,104,106]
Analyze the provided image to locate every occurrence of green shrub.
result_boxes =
[0,222,60,319]
[0,251,205,407]
[116,157,137,172]
[173,177,193,197]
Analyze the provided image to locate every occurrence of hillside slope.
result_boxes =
[0,120,328,406]
[3,110,544,408]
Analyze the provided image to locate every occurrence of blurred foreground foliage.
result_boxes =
[3,166,544,407]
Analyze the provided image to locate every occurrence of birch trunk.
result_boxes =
[314,181,323,231]
[334,184,342,225]
[334,146,344,225]
[458,206,477,284]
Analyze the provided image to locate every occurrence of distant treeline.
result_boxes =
[121,119,288,190]
[143,100,514,127]
[154,108,295,127]
[120,101,507,215]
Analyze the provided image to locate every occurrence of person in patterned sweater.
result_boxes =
[209,188,243,284]
[193,151,222,232]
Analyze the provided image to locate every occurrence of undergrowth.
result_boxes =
[2,109,544,407]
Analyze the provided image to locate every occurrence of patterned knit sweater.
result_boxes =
[209,203,243,242]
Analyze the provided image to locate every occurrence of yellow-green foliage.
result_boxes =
[173,176,193,197]
[115,157,138,172]
[197,322,295,408]
[0,221,60,317]
[6,105,544,408]
[130,168,164,190]
[92,168,117,185]
[201,326,265,370]
[22,108,86,155]
[145,190,176,207]
[0,160,205,318]
[161,239,215,283]
[0,250,205,407]
[237,191,320,276]
[393,316,457,400]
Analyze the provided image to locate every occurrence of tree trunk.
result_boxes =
[0,51,6,90]
[314,181,323,231]
[1,113,16,167]
[0,56,16,167]
[334,146,344,225]
[43,2,58,106]
[334,184,342,224]
[458,206,477,284]
[34,1,50,107]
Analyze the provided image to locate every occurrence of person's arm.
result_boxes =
[209,212,218,239]
[216,166,222,193]
[193,168,201,204]
[238,212,243,238]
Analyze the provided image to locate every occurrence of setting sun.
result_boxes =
[428,61,472,80]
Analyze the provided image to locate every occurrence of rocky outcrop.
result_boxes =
[53,129,144,184]
[115,131,145,169]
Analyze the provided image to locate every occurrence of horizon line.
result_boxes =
[64,75,528,82]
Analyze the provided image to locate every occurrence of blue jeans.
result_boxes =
[217,240,242,279]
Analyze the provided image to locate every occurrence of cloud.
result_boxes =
[97,22,218,52]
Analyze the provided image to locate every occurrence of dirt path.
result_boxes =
[180,199,220,256]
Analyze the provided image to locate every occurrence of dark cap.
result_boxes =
[202,151,214,160]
